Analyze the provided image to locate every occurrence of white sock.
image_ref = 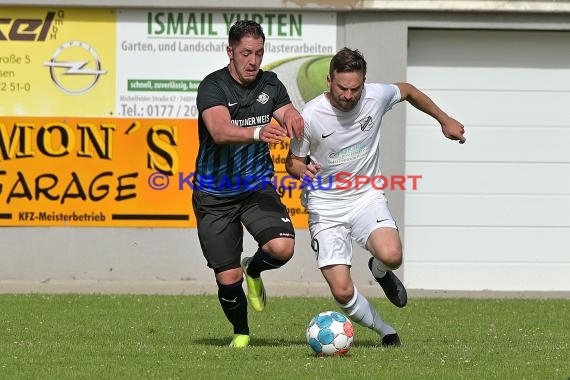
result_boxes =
[370,257,391,279]
[338,286,396,337]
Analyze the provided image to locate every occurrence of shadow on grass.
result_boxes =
[354,338,385,348]
[193,336,386,349]
[193,336,306,347]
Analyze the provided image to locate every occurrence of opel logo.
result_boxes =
[43,40,107,95]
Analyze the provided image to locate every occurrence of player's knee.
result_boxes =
[382,247,403,270]
[263,237,294,261]
[331,285,355,305]
[214,267,244,285]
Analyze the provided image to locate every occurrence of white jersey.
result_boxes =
[290,83,401,210]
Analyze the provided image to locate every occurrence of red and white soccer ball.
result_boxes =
[306,311,354,356]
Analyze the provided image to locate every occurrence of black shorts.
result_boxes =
[192,187,295,271]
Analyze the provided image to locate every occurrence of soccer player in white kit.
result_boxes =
[285,48,466,346]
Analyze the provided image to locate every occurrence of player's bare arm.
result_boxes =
[202,105,286,144]
[274,103,304,140]
[285,151,320,180]
[396,82,466,144]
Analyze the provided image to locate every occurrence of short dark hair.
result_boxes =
[329,47,367,78]
[228,20,265,47]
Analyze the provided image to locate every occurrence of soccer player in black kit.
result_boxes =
[193,20,304,347]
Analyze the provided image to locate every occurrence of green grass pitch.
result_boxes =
[0,294,568,379]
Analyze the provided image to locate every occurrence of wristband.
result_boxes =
[253,126,262,142]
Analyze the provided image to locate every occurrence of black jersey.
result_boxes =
[195,67,291,196]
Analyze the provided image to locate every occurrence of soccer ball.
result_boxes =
[306,311,354,356]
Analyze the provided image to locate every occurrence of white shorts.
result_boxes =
[308,192,398,269]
